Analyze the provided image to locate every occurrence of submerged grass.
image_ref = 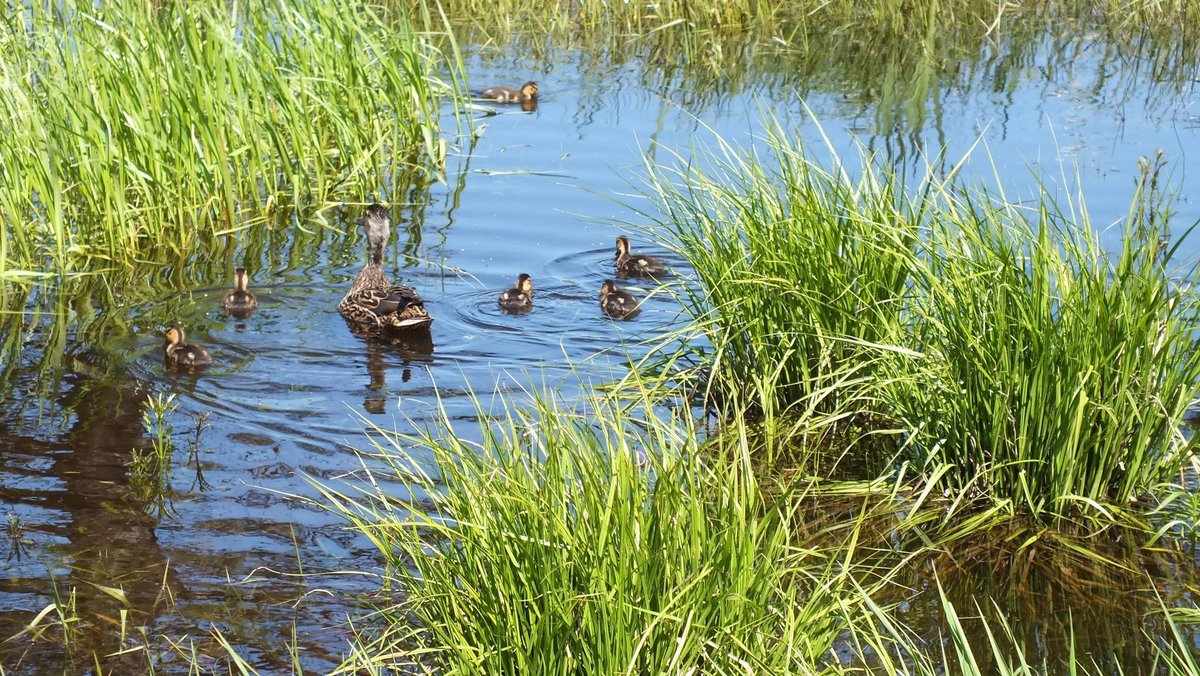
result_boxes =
[318,390,863,673]
[0,0,465,277]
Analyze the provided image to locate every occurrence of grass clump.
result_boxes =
[894,156,1200,518]
[319,391,858,673]
[645,124,1200,519]
[639,126,921,420]
[0,0,462,277]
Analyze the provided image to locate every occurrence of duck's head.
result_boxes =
[516,273,533,294]
[521,81,538,99]
[165,325,185,347]
[615,236,631,259]
[363,203,390,263]
[234,267,250,292]
[600,279,618,299]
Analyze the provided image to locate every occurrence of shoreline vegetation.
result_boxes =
[4,0,1200,672]
[0,0,466,279]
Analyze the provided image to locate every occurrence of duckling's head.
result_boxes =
[615,236,631,259]
[600,279,618,299]
[363,203,390,264]
[234,267,249,291]
[516,273,533,294]
[521,81,538,99]
[165,325,185,346]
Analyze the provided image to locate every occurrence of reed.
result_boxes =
[894,154,1200,518]
[638,123,922,420]
[317,389,865,673]
[0,0,464,277]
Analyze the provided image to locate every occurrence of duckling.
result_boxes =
[498,273,534,313]
[600,280,640,320]
[479,80,538,104]
[615,236,668,279]
[164,326,212,367]
[222,268,258,318]
[339,204,434,331]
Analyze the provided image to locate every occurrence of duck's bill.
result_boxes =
[391,317,434,329]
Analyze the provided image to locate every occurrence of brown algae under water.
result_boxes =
[4,20,1200,673]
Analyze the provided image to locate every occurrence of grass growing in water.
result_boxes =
[639,125,921,423]
[643,127,1200,519]
[895,156,1200,518]
[0,0,464,277]
[318,391,862,673]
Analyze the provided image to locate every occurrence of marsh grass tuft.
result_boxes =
[643,124,1200,519]
[0,0,465,276]
[639,124,921,426]
[894,156,1200,518]
[317,389,869,673]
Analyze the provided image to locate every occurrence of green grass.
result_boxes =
[894,155,1200,518]
[642,126,1200,520]
[0,0,465,277]
[638,123,922,423]
[317,390,866,673]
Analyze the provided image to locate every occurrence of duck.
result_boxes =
[615,236,668,278]
[479,81,538,104]
[498,273,534,313]
[164,326,212,367]
[600,280,640,320]
[339,204,433,331]
[222,268,258,318]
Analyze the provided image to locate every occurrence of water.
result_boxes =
[2,16,1200,672]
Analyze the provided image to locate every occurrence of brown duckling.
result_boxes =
[164,326,212,367]
[600,280,640,320]
[498,273,534,313]
[479,81,538,104]
[222,268,258,318]
[339,204,434,331]
[615,236,668,278]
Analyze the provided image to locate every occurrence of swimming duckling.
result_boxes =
[339,204,434,331]
[615,236,668,278]
[479,81,538,104]
[498,273,534,313]
[600,280,640,320]
[222,268,258,318]
[164,326,212,367]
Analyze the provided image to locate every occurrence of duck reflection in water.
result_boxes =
[359,328,434,414]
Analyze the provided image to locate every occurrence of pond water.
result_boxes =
[2,16,1200,672]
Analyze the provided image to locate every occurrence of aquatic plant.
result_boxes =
[318,390,862,673]
[128,393,178,517]
[639,123,921,420]
[895,154,1200,518]
[0,0,465,277]
[645,119,1200,519]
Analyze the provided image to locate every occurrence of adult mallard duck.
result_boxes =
[164,326,212,367]
[600,280,640,320]
[222,268,258,318]
[615,236,668,278]
[339,204,433,331]
[479,81,538,103]
[498,273,534,313]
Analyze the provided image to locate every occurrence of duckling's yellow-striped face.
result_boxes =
[518,273,533,294]
[615,236,630,259]
[600,280,617,298]
[521,81,538,99]
[165,326,183,345]
[234,267,249,291]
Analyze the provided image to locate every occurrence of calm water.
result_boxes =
[2,18,1200,672]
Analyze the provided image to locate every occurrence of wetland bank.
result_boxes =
[3,0,1200,672]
